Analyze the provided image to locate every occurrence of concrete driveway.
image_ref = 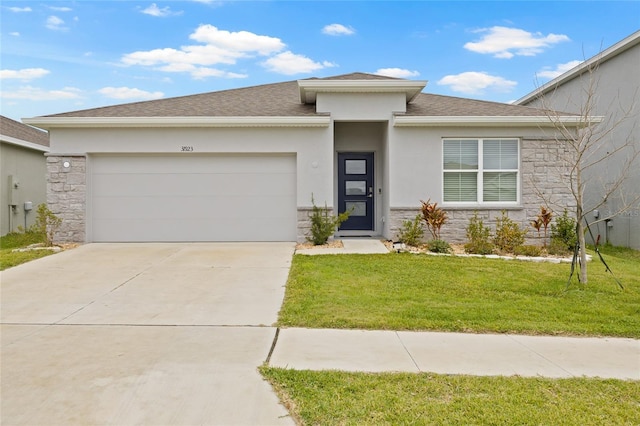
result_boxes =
[1,243,296,425]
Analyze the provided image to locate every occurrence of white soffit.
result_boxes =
[298,79,428,104]
[393,115,604,127]
[22,116,331,130]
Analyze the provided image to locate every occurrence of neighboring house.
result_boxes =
[24,72,585,244]
[0,115,49,236]
[517,31,640,249]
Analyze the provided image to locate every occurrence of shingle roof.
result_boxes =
[40,72,552,119]
[0,115,49,147]
[406,93,554,117]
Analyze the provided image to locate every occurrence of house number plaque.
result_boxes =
[180,146,194,152]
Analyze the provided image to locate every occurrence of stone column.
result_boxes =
[46,155,86,243]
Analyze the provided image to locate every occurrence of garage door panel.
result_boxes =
[93,195,296,220]
[93,172,295,198]
[92,155,293,174]
[92,217,295,242]
[90,155,296,242]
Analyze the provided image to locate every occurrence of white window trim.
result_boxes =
[442,138,521,206]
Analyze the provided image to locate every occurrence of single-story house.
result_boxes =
[517,31,640,249]
[24,72,586,244]
[1,115,50,235]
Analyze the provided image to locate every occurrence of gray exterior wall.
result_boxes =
[387,136,574,245]
[519,37,640,248]
[41,91,573,244]
[0,142,47,235]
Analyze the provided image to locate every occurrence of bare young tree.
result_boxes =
[532,62,639,284]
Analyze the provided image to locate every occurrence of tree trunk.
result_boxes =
[577,218,588,284]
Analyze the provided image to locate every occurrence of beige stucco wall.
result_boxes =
[0,142,47,235]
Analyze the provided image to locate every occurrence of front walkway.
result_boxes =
[269,328,640,380]
[296,238,389,255]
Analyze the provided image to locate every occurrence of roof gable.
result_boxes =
[0,115,49,147]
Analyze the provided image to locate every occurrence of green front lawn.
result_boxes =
[0,232,56,271]
[278,247,640,337]
[261,368,640,425]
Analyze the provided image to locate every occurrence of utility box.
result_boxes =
[24,201,33,211]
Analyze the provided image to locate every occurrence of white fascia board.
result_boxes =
[22,116,331,129]
[516,30,640,105]
[393,115,603,127]
[0,134,49,152]
[298,79,428,103]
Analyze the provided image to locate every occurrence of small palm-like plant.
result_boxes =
[420,199,448,240]
[533,206,553,248]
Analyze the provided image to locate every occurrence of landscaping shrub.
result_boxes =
[396,215,424,247]
[493,210,528,253]
[464,212,494,255]
[531,206,553,247]
[550,210,577,253]
[306,195,350,245]
[427,239,452,254]
[420,199,447,240]
[31,204,61,247]
[513,245,543,257]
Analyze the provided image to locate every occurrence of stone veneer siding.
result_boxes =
[46,155,86,243]
[389,138,575,245]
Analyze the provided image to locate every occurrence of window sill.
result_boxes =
[443,204,523,211]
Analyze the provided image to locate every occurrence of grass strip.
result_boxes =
[279,248,640,337]
[0,232,55,270]
[261,367,640,426]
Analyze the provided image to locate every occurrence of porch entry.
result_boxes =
[338,152,374,231]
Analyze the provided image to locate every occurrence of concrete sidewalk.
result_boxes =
[269,328,640,380]
[296,238,390,255]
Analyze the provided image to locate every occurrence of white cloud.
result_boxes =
[1,68,50,80]
[98,87,164,100]
[322,24,355,36]
[189,68,247,79]
[7,6,32,12]
[464,26,570,58]
[46,15,67,31]
[141,3,183,17]
[537,60,583,79]
[375,68,420,78]
[189,25,285,55]
[262,51,336,75]
[122,25,288,78]
[0,86,82,101]
[10,32,20,37]
[49,6,72,12]
[437,71,517,95]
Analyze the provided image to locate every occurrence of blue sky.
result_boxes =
[1,1,639,121]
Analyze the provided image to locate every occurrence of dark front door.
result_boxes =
[338,152,374,231]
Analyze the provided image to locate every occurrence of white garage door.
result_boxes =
[90,154,297,242]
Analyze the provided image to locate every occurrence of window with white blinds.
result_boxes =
[443,138,519,203]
